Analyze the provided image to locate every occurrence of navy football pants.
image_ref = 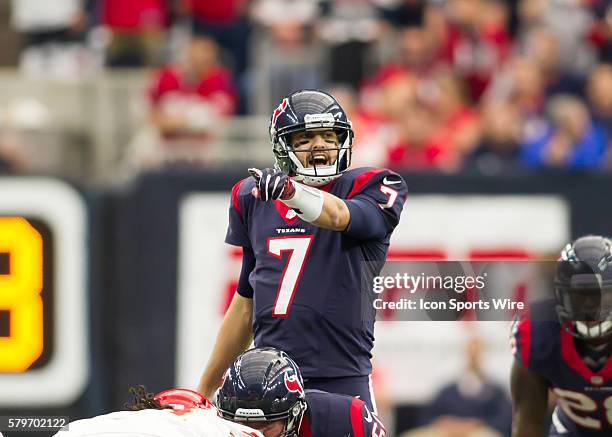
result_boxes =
[303,375,377,413]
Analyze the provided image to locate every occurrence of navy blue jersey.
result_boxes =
[299,389,385,437]
[511,318,612,436]
[226,167,408,378]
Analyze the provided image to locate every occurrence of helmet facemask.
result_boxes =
[219,399,306,437]
[555,272,612,339]
[270,99,354,187]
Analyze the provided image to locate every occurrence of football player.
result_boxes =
[216,347,386,437]
[510,235,612,437]
[197,89,408,410]
[53,386,262,437]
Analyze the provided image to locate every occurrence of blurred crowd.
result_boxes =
[2,0,612,175]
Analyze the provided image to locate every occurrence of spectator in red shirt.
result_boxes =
[123,36,236,174]
[101,0,168,66]
[426,71,481,170]
[386,103,444,171]
[182,0,251,113]
[148,36,237,135]
[438,0,512,101]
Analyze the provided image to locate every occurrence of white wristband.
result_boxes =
[281,182,324,222]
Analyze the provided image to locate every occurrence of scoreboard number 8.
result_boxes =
[0,178,88,407]
[0,217,44,371]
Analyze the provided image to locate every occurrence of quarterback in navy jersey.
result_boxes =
[198,90,407,410]
[510,236,612,437]
[217,348,386,437]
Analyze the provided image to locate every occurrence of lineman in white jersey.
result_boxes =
[54,387,262,437]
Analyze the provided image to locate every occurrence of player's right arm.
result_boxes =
[198,180,255,398]
[510,360,549,437]
[197,291,253,398]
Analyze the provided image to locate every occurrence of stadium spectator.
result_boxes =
[586,0,612,62]
[148,36,236,124]
[394,21,441,80]
[466,100,523,173]
[386,103,444,171]
[123,36,236,173]
[485,57,548,142]
[438,0,512,101]
[586,63,612,151]
[183,0,250,75]
[522,26,586,97]
[401,336,511,437]
[10,0,92,78]
[248,0,323,113]
[318,0,380,90]
[360,69,424,167]
[426,71,481,170]
[516,0,598,76]
[181,0,251,113]
[328,84,386,168]
[521,94,608,169]
[100,0,168,67]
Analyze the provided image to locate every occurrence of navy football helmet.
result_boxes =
[216,347,307,437]
[269,89,354,186]
[555,235,612,339]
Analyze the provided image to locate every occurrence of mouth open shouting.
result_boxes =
[290,130,339,169]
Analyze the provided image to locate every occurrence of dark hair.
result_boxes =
[125,385,171,411]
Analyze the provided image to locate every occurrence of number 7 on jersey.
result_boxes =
[267,236,314,317]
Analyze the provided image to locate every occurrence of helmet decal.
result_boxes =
[271,98,289,129]
[283,372,304,397]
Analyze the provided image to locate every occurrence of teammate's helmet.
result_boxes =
[216,348,307,437]
[154,389,212,410]
[269,89,354,187]
[555,235,612,338]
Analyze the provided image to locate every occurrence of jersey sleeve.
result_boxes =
[343,168,408,240]
[236,246,255,298]
[349,398,386,437]
[225,179,252,248]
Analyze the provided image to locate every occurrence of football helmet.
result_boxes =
[154,388,213,411]
[269,89,354,187]
[216,347,307,437]
[555,235,612,339]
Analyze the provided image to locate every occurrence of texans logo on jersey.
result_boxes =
[284,373,304,397]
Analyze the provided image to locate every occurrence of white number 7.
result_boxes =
[379,185,398,209]
[267,236,314,317]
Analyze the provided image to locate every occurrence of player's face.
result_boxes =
[244,419,285,437]
[569,288,612,322]
[289,129,339,168]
